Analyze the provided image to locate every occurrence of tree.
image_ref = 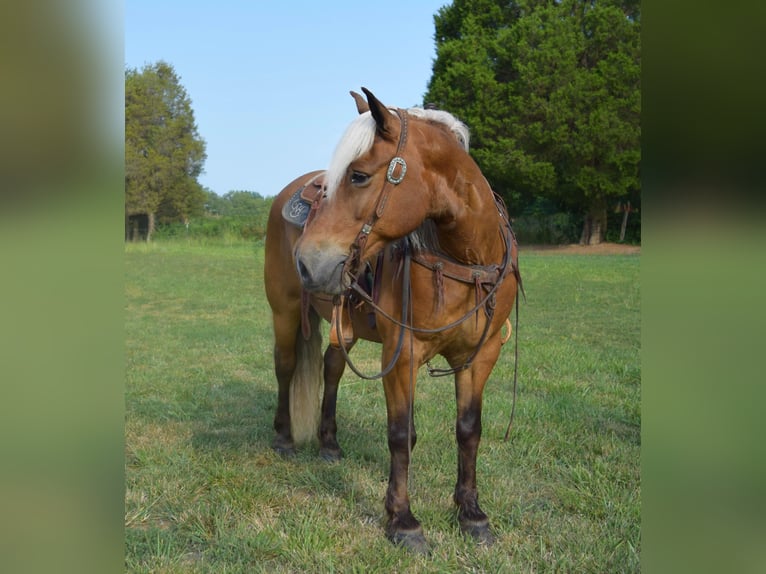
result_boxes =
[200,189,273,240]
[125,61,206,240]
[426,0,640,244]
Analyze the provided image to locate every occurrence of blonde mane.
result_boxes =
[324,107,470,199]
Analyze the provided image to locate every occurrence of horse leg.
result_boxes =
[272,350,295,455]
[381,362,429,554]
[270,313,301,457]
[452,341,501,545]
[319,343,354,461]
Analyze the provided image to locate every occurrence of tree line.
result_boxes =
[125,0,639,244]
[426,0,640,244]
[151,190,272,241]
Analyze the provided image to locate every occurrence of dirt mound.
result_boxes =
[521,242,640,255]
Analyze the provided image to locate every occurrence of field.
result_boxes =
[125,240,640,573]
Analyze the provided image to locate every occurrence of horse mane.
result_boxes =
[407,107,470,152]
[406,218,441,253]
[325,107,470,199]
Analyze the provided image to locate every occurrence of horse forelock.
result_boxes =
[325,112,377,198]
[324,107,470,199]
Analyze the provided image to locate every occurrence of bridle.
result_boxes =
[343,108,409,283]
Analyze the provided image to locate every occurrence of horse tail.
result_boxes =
[289,309,323,444]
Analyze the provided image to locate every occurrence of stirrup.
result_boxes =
[330,298,354,349]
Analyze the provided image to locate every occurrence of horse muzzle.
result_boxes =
[295,247,348,295]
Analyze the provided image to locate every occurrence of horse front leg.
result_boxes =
[452,342,501,545]
[382,362,429,554]
[318,343,354,461]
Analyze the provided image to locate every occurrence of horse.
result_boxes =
[263,88,520,553]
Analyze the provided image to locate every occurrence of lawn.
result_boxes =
[125,239,640,573]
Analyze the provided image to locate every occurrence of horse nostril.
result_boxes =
[296,258,311,284]
[295,251,347,295]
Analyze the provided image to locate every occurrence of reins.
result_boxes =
[332,240,413,381]
[347,211,515,377]
[504,293,521,441]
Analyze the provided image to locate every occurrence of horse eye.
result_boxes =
[350,171,370,186]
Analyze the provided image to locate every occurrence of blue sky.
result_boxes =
[125,1,449,197]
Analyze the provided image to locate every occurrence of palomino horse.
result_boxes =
[264,88,520,553]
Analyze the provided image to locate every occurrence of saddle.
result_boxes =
[282,172,326,228]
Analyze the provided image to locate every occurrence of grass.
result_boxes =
[125,239,640,573]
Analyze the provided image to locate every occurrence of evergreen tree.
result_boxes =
[125,61,207,240]
[426,0,640,244]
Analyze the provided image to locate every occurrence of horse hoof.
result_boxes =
[460,520,496,546]
[387,528,430,555]
[271,438,295,458]
[319,447,342,462]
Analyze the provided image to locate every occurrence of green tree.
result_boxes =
[426,0,640,244]
[200,189,273,240]
[125,61,206,240]
[217,190,269,217]
[203,188,226,216]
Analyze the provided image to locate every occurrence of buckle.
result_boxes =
[386,157,407,184]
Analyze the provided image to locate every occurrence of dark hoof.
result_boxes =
[319,447,342,462]
[460,519,495,546]
[271,437,295,458]
[387,528,430,555]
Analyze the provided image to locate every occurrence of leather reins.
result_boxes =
[346,205,516,375]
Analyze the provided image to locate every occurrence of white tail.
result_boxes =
[288,311,323,444]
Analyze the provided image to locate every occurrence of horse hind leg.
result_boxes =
[271,309,323,456]
[272,343,296,456]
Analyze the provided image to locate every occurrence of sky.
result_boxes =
[125,0,449,197]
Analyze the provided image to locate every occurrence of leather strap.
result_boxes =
[346,109,409,281]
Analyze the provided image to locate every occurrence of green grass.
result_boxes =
[125,240,640,572]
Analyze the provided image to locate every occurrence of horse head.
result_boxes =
[295,88,471,295]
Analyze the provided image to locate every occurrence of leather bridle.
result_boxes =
[343,108,409,284]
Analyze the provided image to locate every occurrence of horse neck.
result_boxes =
[431,171,503,266]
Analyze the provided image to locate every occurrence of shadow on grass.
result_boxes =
[186,378,278,453]
[185,375,390,481]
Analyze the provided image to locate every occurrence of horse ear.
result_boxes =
[349,91,369,114]
[361,87,396,139]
